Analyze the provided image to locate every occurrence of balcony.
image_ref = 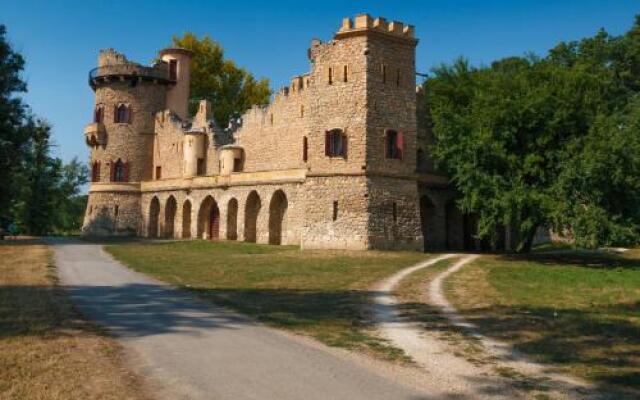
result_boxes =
[84,122,106,147]
[88,63,175,90]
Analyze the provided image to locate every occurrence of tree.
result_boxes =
[0,24,30,229]
[170,33,271,127]
[424,16,640,251]
[553,98,640,248]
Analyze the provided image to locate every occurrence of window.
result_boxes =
[114,205,119,217]
[233,158,243,172]
[114,104,131,123]
[302,136,308,162]
[392,202,397,223]
[169,59,178,80]
[385,129,403,159]
[112,159,127,182]
[328,67,333,85]
[197,158,205,176]
[93,106,104,123]
[332,201,338,221]
[91,161,100,182]
[155,166,162,180]
[300,105,304,118]
[382,64,387,84]
[325,129,347,158]
[396,69,401,86]
[343,65,348,82]
[270,114,274,125]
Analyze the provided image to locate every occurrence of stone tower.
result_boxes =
[300,14,422,250]
[82,48,185,235]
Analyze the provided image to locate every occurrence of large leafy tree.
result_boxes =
[0,24,30,228]
[171,33,271,127]
[424,16,640,251]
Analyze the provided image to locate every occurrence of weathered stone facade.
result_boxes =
[82,14,475,251]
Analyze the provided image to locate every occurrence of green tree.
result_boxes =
[0,24,30,229]
[553,98,640,248]
[171,33,271,127]
[424,16,640,251]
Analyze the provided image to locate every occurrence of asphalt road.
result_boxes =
[51,239,432,400]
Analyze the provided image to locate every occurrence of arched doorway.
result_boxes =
[420,195,437,250]
[164,196,177,238]
[182,200,192,239]
[268,190,287,245]
[244,191,261,243]
[148,197,160,238]
[198,196,220,240]
[227,198,238,240]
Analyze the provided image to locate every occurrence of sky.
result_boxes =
[1,0,638,164]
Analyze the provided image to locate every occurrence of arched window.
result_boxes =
[91,161,101,182]
[93,105,104,123]
[385,129,403,160]
[114,104,131,123]
[325,129,347,158]
[111,159,128,182]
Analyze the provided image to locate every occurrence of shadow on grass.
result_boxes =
[509,250,640,270]
[398,299,640,394]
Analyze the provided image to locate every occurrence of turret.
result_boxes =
[160,48,192,120]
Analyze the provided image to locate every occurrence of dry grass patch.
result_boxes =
[106,240,431,362]
[0,239,150,400]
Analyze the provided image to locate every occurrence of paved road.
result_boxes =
[51,239,432,400]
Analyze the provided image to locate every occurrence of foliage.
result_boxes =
[171,33,271,127]
[0,25,29,228]
[424,16,640,251]
[11,120,88,235]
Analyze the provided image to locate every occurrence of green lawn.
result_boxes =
[446,249,640,393]
[106,240,430,361]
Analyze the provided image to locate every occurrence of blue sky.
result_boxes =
[1,0,638,163]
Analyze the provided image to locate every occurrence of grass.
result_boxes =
[0,239,149,400]
[106,240,431,361]
[446,249,640,394]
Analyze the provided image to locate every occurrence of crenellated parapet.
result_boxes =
[335,14,416,42]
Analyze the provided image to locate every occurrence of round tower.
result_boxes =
[160,48,192,120]
[82,49,173,235]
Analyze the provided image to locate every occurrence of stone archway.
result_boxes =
[244,191,261,243]
[268,190,288,245]
[419,195,437,250]
[164,196,177,238]
[198,196,220,240]
[148,197,160,238]
[227,198,238,240]
[182,200,192,239]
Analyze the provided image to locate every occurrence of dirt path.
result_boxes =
[50,238,438,400]
[374,254,601,400]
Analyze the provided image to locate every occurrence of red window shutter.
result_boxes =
[124,162,130,182]
[384,132,389,159]
[342,133,348,158]
[113,105,118,123]
[397,131,404,159]
[325,131,330,156]
[109,162,115,182]
[127,106,132,123]
[97,161,101,181]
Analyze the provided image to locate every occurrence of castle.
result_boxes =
[82,14,476,251]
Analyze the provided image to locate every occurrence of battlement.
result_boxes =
[98,48,131,67]
[336,14,415,40]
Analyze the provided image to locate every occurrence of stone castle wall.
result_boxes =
[82,14,480,252]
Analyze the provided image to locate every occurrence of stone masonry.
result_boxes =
[82,14,474,251]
